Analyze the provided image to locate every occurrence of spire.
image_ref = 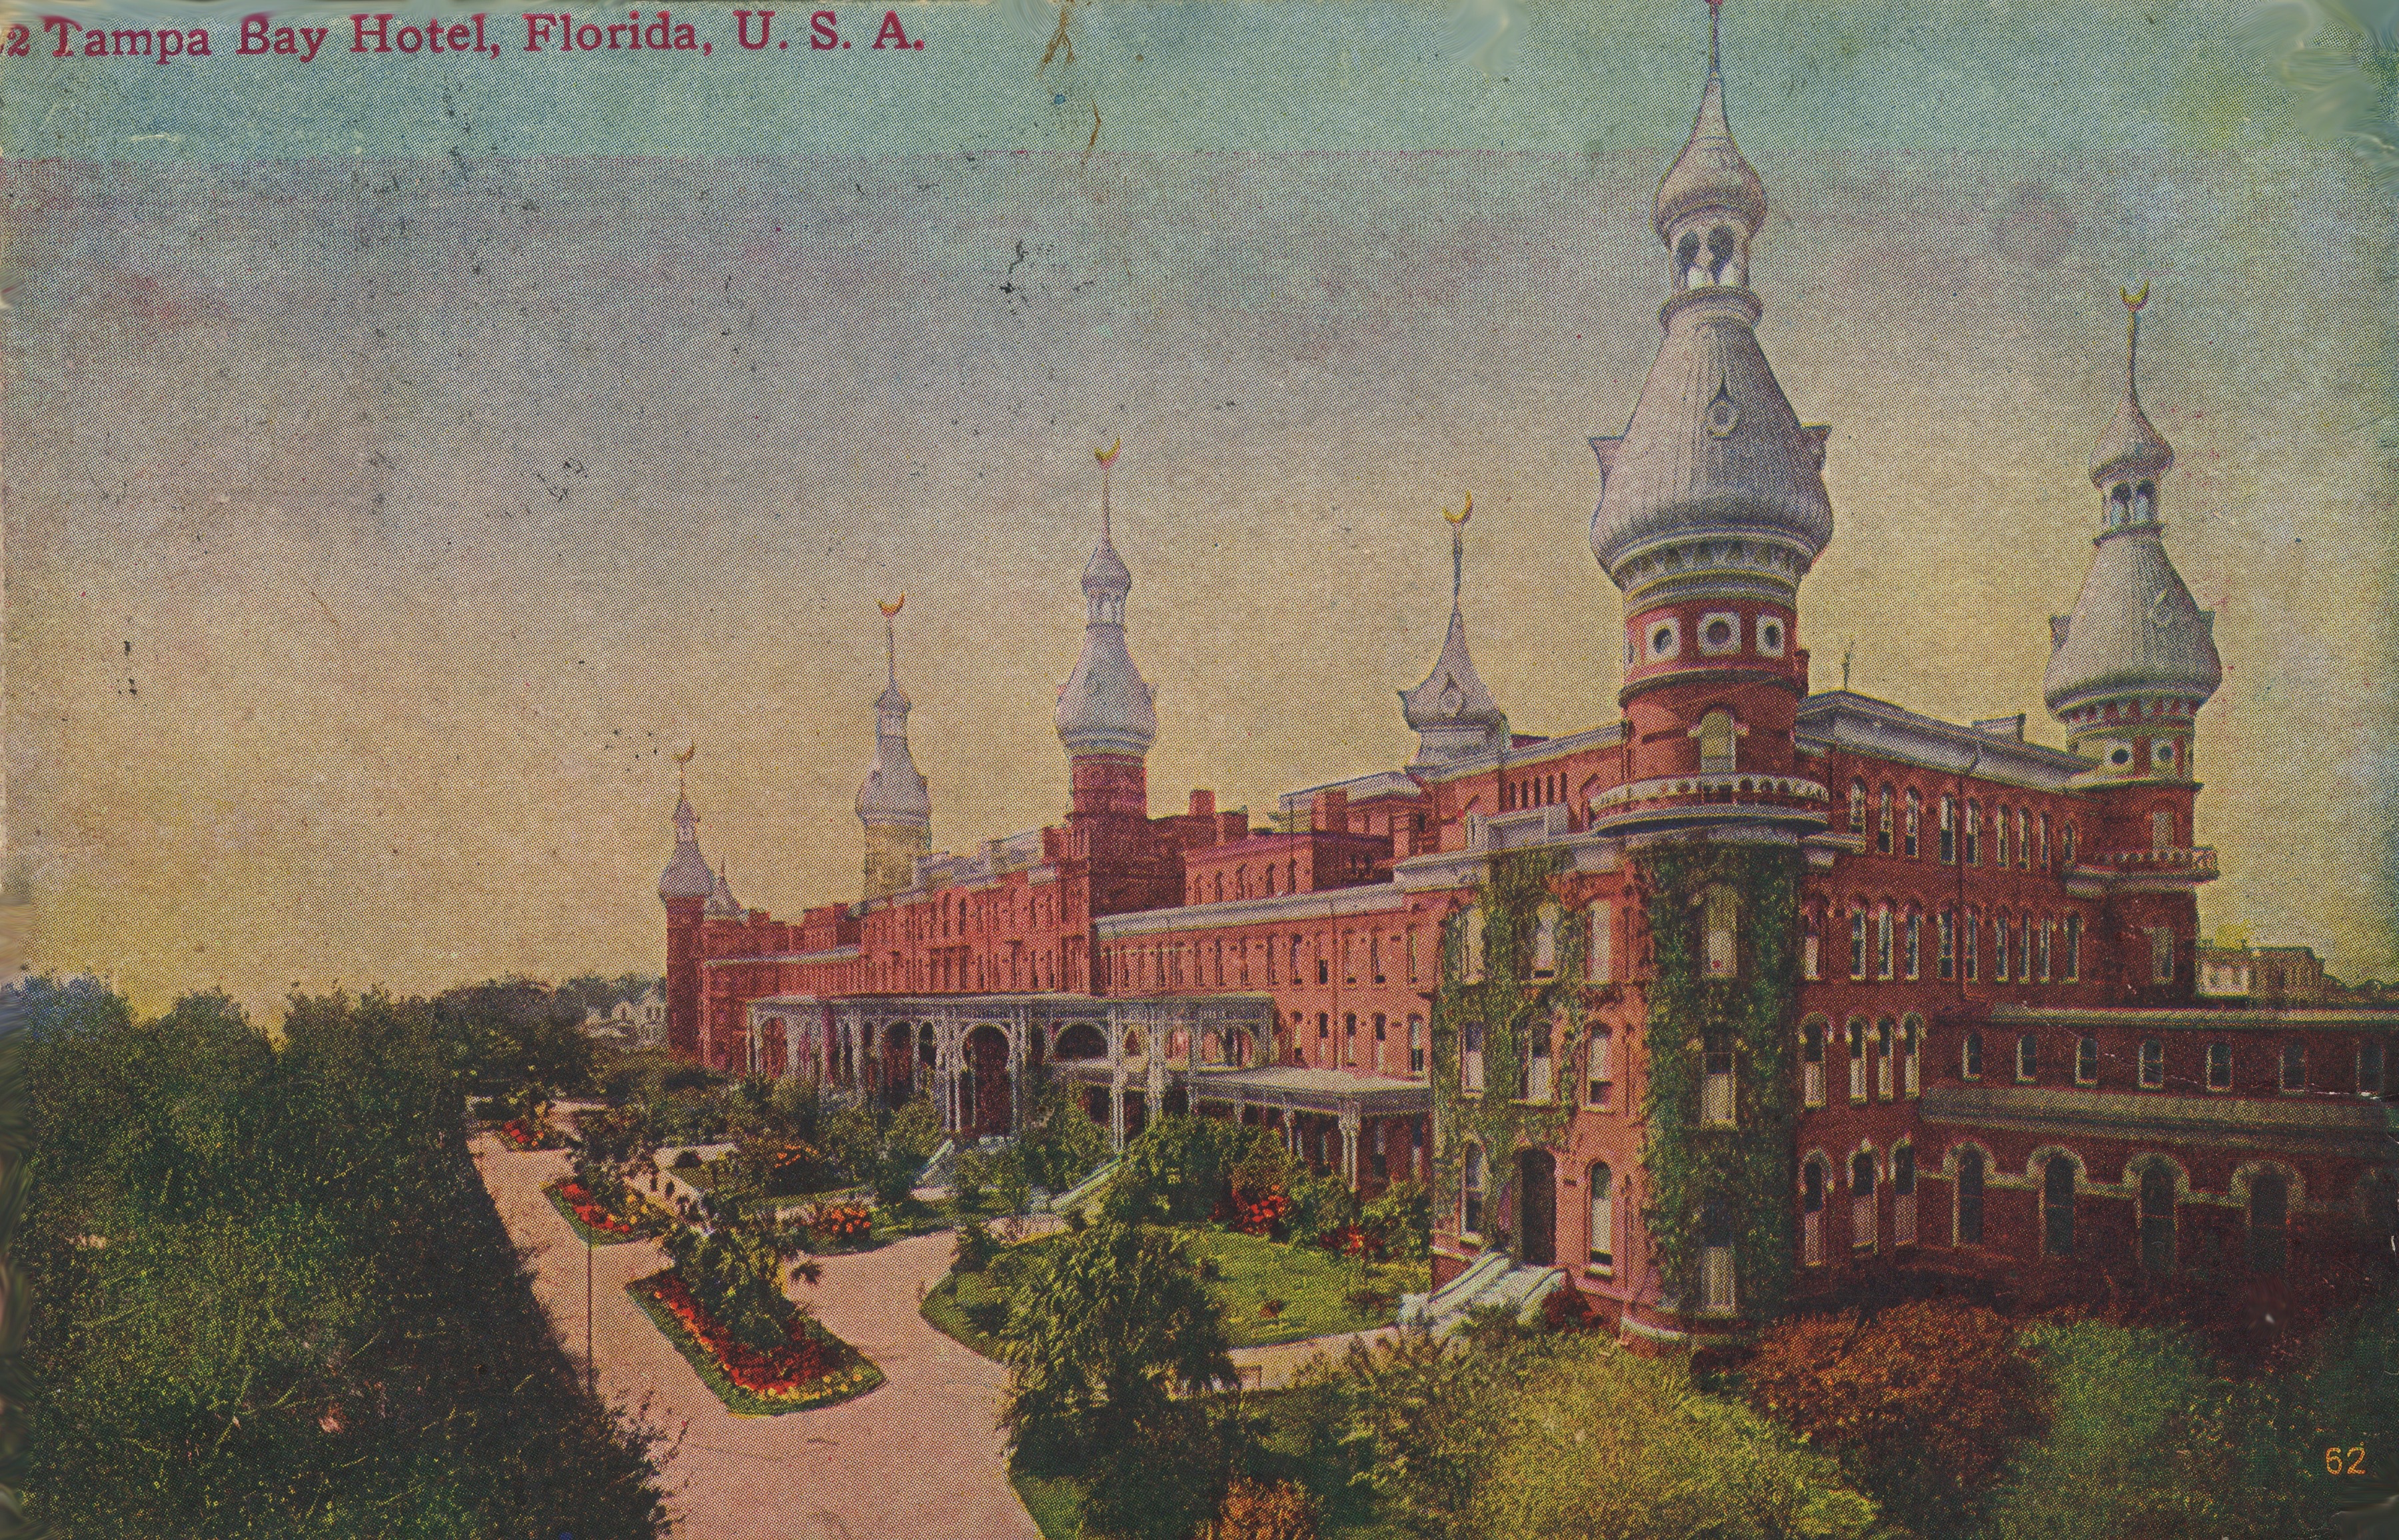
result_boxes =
[704,860,743,919]
[857,596,932,826]
[1056,440,1158,760]
[1401,494,1509,767]
[658,750,714,903]
[2046,291,2220,756]
[1653,0,1766,249]
[2088,282,2175,492]
[1592,0,1830,606]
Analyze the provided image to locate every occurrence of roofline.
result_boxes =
[1798,690,2092,787]
[1098,882,1413,938]
[1985,1003,2399,1029]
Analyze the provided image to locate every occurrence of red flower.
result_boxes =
[637,1271,835,1397]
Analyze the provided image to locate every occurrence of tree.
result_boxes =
[1014,1080,1111,1191]
[1467,1336,1879,1540]
[1746,1299,2039,1531]
[998,1219,1236,1464]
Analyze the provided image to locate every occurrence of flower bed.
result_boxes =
[542,1179,666,1245]
[804,1200,876,1249]
[626,1268,881,1416]
[492,1118,560,1151]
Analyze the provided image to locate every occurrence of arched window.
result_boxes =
[1996,808,2012,868]
[1937,908,1957,980]
[1463,1145,1487,1237]
[1704,886,1738,978]
[1964,802,1981,866]
[2132,480,2154,522]
[1903,789,1921,858]
[1851,1150,1878,1253]
[1802,1157,1827,1266]
[1965,906,1981,981]
[2064,913,2083,981]
[2037,813,2051,869]
[1849,780,1868,834]
[1956,1148,1986,1246]
[1675,229,1703,290]
[1803,907,1822,980]
[2139,1163,2176,1272]
[1893,1144,1917,1246]
[1847,1019,1868,1103]
[1463,909,1486,984]
[1801,1019,1826,1108]
[1461,1019,1486,1094]
[1699,710,1737,772]
[1524,1020,1554,1104]
[2016,808,2030,869]
[1903,1016,1923,1097]
[1848,906,1868,981]
[1993,911,2011,983]
[1707,223,1739,285]
[1588,1163,1615,1272]
[2043,1155,2077,1256]
[1875,906,1894,980]
[1875,1019,1895,1099]
[1877,786,1894,854]
[1532,905,1561,978]
[2075,1035,2099,1085]
[2063,823,2078,865]
[2248,1170,2289,1273]
[1408,1014,1425,1076]
[1264,866,1277,897]
[1904,909,1922,980]
[1939,795,1957,863]
[1587,903,1614,984]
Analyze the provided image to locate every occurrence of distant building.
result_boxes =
[582,986,666,1049]
[651,3,2396,1343]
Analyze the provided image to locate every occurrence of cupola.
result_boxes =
[1399,495,1510,768]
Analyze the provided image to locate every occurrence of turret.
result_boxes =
[856,596,933,900]
[658,759,712,1060]
[1585,0,1831,823]
[2043,286,2222,785]
[1399,495,1510,768]
[1054,440,1158,820]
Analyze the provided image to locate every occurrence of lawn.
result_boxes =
[1188,1229,1426,1347]
[920,1227,1427,1356]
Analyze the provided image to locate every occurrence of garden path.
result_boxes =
[1226,1325,1401,1391]
[473,1136,1040,1540]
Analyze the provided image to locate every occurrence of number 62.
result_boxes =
[2326,1446,2366,1475]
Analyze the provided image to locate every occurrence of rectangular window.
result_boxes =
[1702,1246,1736,1314]
[1588,1030,1614,1110]
[1939,798,1957,863]
[1407,930,1420,986]
[1587,903,1613,984]
[1803,920,1821,982]
[2016,1033,2038,1082]
[1964,804,1980,866]
[2016,918,2030,983]
[1849,1024,1868,1103]
[1589,1167,1615,1272]
[1965,909,1980,982]
[1703,1045,1736,1126]
[2065,914,2082,981]
[1803,1025,1825,1108]
[1372,936,1385,985]
[1849,912,1867,980]
[1963,1030,1983,1079]
[2038,921,2054,982]
[1877,790,1893,855]
[1409,1016,1425,1077]
[1956,1153,1985,1247]
[2150,928,2174,986]
[1997,811,2011,868]
[1704,888,1738,979]
[1904,794,1921,859]
[1937,910,1956,981]
[2140,1038,2164,1088]
[2280,1040,2306,1094]
[2361,1038,2386,1098]
[1373,1012,1387,1042]
[1993,917,2010,983]
[2075,1035,2099,1085]
[2207,1041,2233,1092]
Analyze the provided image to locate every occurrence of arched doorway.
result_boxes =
[2138,1164,2177,1273]
[1517,1149,1557,1267]
[2042,1155,2076,1257]
[963,1025,1012,1137]
[1054,1022,1106,1062]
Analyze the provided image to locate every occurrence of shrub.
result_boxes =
[1747,1299,2037,1531]
[951,1148,992,1211]
[1281,1168,1357,1249]
[1205,1477,1318,1540]
[1539,1285,1599,1333]
[1361,1179,1431,1262]
[740,1137,828,1197]
[807,1201,874,1247]
[953,1220,1001,1275]
[1103,1115,1271,1227]
[988,1143,1034,1217]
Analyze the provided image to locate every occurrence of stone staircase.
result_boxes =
[1039,1157,1121,1215]
[1397,1253,1565,1337]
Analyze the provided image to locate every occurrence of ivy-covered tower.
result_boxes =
[856,598,933,902]
[2042,289,2220,999]
[1587,0,1833,841]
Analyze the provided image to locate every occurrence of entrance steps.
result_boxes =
[1039,1157,1121,1215]
[1397,1253,1565,1337]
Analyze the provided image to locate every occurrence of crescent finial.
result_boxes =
[878,594,906,618]
[1095,437,1122,467]
[672,743,696,766]
[1441,490,1473,526]
[2122,281,2150,313]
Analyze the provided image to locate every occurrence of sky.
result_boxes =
[3,0,2394,1019]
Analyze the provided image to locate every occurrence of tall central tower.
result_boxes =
[1587,1,1833,829]
[856,597,933,900]
[1054,441,1158,821]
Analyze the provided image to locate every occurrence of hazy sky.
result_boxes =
[5,0,2394,1018]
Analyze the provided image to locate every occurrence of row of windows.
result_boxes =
[1799,1016,1921,1106]
[1846,782,2084,869]
[1458,902,1619,985]
[1632,610,1788,666]
[872,944,1069,994]
[1963,1031,2390,1097]
[878,884,1075,945]
[1292,1009,1427,1075]
[1188,859,1305,904]
[1457,1022,1619,1108]
[1805,905,2089,985]
[1104,928,1427,992]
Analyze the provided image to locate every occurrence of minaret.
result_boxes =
[2043,289,2220,1000]
[1054,439,1158,820]
[2043,285,2222,782]
[1587,0,1832,828]
[705,860,744,920]
[1399,494,1510,768]
[657,750,714,1061]
[856,596,934,900]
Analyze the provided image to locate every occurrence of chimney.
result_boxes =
[1311,787,1349,832]
[1188,788,1216,819]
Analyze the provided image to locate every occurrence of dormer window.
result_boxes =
[1675,229,1703,290]
[1707,224,1739,284]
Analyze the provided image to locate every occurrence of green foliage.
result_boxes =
[1014,1080,1112,1193]
[1361,1180,1432,1263]
[430,976,599,1097]
[1303,1329,1541,1537]
[1101,1114,1282,1227]
[1466,1336,1879,1540]
[21,979,665,1539]
[661,1220,807,1353]
[998,1219,1236,1467]
[1972,1319,2236,1540]
[951,1147,993,1210]
[1428,850,1593,1257]
[988,1144,1035,1217]
[874,1096,942,1207]
[1635,843,1803,1317]
[953,1220,1002,1275]
[1280,1167,1359,1249]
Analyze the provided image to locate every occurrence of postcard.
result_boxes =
[5,1,2395,1536]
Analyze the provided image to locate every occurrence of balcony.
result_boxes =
[1587,772,1831,838]
[2070,845,2218,886]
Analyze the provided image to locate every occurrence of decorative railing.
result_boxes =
[2080,846,2218,879]
[1591,772,1829,812]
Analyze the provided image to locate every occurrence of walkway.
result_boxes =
[473,1136,1040,1540]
